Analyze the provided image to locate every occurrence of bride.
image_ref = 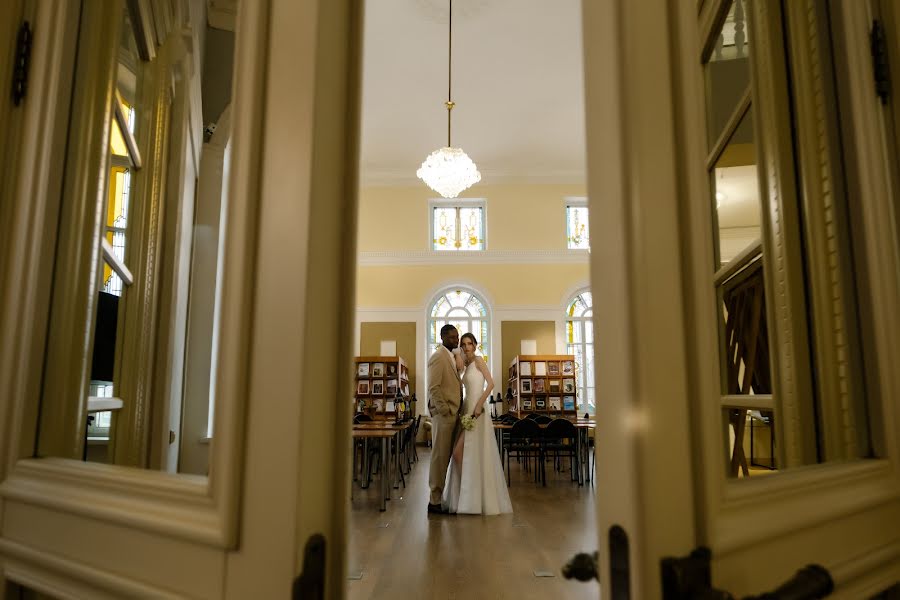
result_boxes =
[442,333,513,515]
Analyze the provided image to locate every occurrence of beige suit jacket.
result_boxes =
[427,346,462,417]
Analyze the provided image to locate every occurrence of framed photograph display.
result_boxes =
[387,379,398,395]
[549,397,561,411]
[373,398,385,412]
[386,401,395,412]
[357,363,370,377]
[520,379,532,394]
[372,380,384,395]
[535,398,546,410]
[563,396,576,410]
[519,361,532,377]
[534,378,545,393]
[387,364,397,376]
[548,362,560,376]
[562,361,574,375]
[357,380,370,395]
[534,362,547,376]
[522,399,533,410]
[371,362,385,378]
[549,379,561,393]
[563,379,576,393]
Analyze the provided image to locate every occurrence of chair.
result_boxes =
[525,413,541,421]
[504,418,544,486]
[534,414,553,425]
[354,413,373,424]
[542,418,578,483]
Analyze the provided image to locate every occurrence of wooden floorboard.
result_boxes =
[347,446,601,599]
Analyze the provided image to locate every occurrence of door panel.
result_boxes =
[1,0,357,597]
[583,0,900,597]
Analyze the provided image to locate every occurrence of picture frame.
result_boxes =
[549,397,561,411]
[563,396,576,410]
[533,378,545,393]
[357,362,370,378]
[549,379,561,393]
[535,398,546,409]
[519,361,532,376]
[372,380,384,395]
[357,380,370,395]
[386,401,395,413]
[562,360,574,375]
[522,399,533,410]
[563,379,575,393]
[387,364,397,376]
[520,378,532,394]
[372,362,385,378]
[548,361,560,376]
[386,379,398,395]
[373,398,385,412]
[534,362,547,376]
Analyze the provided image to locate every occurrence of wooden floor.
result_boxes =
[347,445,601,599]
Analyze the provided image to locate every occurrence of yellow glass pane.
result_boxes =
[107,167,128,228]
[110,110,129,156]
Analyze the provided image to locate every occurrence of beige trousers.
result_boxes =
[428,413,460,505]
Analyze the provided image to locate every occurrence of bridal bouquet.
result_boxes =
[460,414,476,431]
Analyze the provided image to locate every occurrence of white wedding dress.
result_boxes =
[442,361,513,515]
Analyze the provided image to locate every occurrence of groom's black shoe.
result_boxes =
[427,503,444,514]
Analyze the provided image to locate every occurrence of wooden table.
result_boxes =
[352,420,414,511]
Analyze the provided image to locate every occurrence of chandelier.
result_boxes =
[416,0,481,198]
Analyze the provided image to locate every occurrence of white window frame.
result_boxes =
[565,288,595,415]
[425,286,492,364]
[564,196,590,251]
[428,197,487,252]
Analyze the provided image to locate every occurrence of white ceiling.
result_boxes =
[359,0,587,185]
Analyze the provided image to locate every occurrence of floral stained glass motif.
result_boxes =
[432,205,484,251]
[566,205,590,250]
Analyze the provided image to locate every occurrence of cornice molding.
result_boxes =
[358,249,590,266]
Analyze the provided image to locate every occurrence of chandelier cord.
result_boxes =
[446,0,453,147]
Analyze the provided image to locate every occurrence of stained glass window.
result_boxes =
[431,201,485,251]
[566,203,590,250]
[429,289,490,361]
[566,290,595,414]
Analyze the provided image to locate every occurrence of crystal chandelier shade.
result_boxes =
[416,0,480,198]
[417,147,481,199]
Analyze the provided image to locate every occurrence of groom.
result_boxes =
[427,324,462,514]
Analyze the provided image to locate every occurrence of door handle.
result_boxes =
[662,546,833,600]
[293,534,326,600]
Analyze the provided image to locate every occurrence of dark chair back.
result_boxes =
[353,413,373,424]
[544,418,577,441]
[500,414,519,425]
[525,413,541,421]
[534,414,553,425]
[509,418,542,441]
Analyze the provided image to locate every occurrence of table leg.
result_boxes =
[380,437,388,511]
[361,438,370,489]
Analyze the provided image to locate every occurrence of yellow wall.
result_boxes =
[500,321,557,391]
[359,322,417,393]
[357,183,588,252]
[356,263,589,307]
[357,182,590,308]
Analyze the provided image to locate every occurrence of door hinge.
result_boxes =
[12,21,32,106]
[292,533,326,600]
[871,19,890,105]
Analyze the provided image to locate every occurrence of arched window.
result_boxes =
[566,290,595,414]
[428,288,490,360]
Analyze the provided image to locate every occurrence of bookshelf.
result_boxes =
[508,354,577,417]
[354,356,410,418]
